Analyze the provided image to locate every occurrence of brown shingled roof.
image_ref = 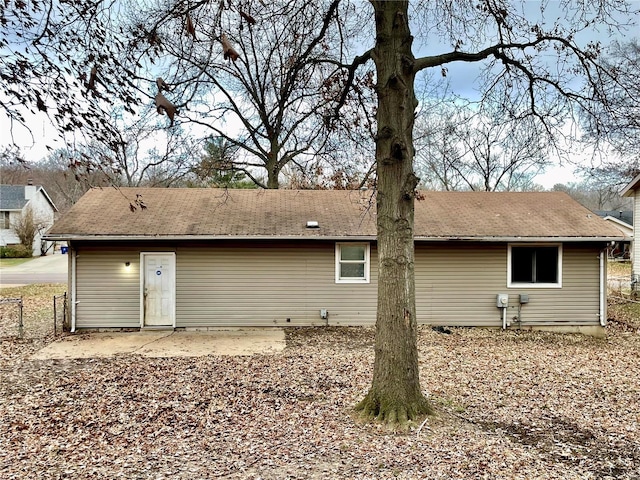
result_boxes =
[46,187,623,241]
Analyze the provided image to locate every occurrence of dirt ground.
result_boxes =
[1,324,640,479]
[1,280,639,479]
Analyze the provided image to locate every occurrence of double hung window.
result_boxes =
[1,212,10,229]
[335,243,370,283]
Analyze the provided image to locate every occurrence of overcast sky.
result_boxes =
[1,0,638,188]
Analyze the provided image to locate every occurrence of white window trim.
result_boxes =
[335,243,370,284]
[1,211,10,229]
[507,243,563,289]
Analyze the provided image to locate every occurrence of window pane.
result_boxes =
[341,263,365,278]
[511,247,534,283]
[341,245,365,261]
[535,247,558,283]
[512,246,559,284]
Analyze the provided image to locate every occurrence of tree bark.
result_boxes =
[356,0,432,424]
[265,152,280,189]
[266,172,280,189]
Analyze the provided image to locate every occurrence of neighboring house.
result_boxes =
[594,210,633,259]
[45,188,624,333]
[0,184,58,256]
[621,174,640,279]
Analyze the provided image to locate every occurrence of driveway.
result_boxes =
[0,253,67,287]
[31,329,287,359]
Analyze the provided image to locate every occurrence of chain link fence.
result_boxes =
[608,274,639,303]
[1,290,68,339]
[53,292,68,336]
[0,297,24,338]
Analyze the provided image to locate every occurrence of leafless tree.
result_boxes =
[91,114,198,188]
[578,39,640,189]
[127,0,369,188]
[415,115,468,191]
[553,181,632,211]
[416,104,550,191]
[584,39,640,161]
[0,150,110,213]
[1,0,373,189]
[1,1,143,156]
[342,0,638,424]
[576,157,640,202]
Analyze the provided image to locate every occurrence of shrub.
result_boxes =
[12,207,46,253]
[0,244,32,258]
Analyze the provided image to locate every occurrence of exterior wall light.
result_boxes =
[125,261,131,267]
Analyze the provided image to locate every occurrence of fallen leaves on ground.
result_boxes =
[1,324,639,479]
[608,300,640,333]
[0,284,66,341]
[607,261,631,279]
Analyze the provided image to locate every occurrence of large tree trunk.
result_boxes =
[356,0,432,424]
[266,173,279,189]
[265,151,280,189]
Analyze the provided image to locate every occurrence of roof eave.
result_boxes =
[415,236,623,242]
[602,216,634,230]
[44,234,379,241]
[37,186,59,212]
[620,173,640,197]
[44,234,624,243]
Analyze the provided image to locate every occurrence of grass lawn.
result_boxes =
[1,284,639,478]
[0,257,33,268]
[608,260,632,278]
[0,284,67,339]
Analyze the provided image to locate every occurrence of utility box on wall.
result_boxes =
[496,293,509,308]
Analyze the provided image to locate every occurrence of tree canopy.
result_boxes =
[415,101,550,191]
[1,0,374,188]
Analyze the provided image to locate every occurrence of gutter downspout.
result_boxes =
[599,250,606,327]
[71,247,77,333]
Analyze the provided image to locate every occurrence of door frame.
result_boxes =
[139,252,176,328]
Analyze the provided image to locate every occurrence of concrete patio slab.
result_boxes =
[31,328,286,360]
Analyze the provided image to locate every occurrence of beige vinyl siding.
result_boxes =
[74,246,144,328]
[71,240,603,329]
[73,244,175,328]
[415,243,505,326]
[415,243,601,326]
[634,190,639,277]
[175,242,378,327]
[504,245,601,325]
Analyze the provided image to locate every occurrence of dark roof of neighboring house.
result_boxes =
[0,185,30,210]
[46,188,624,242]
[595,210,633,227]
[0,184,57,211]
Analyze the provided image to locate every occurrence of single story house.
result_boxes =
[594,210,633,259]
[0,184,58,256]
[621,174,640,280]
[45,188,624,333]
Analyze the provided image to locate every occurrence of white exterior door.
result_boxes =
[142,253,175,327]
